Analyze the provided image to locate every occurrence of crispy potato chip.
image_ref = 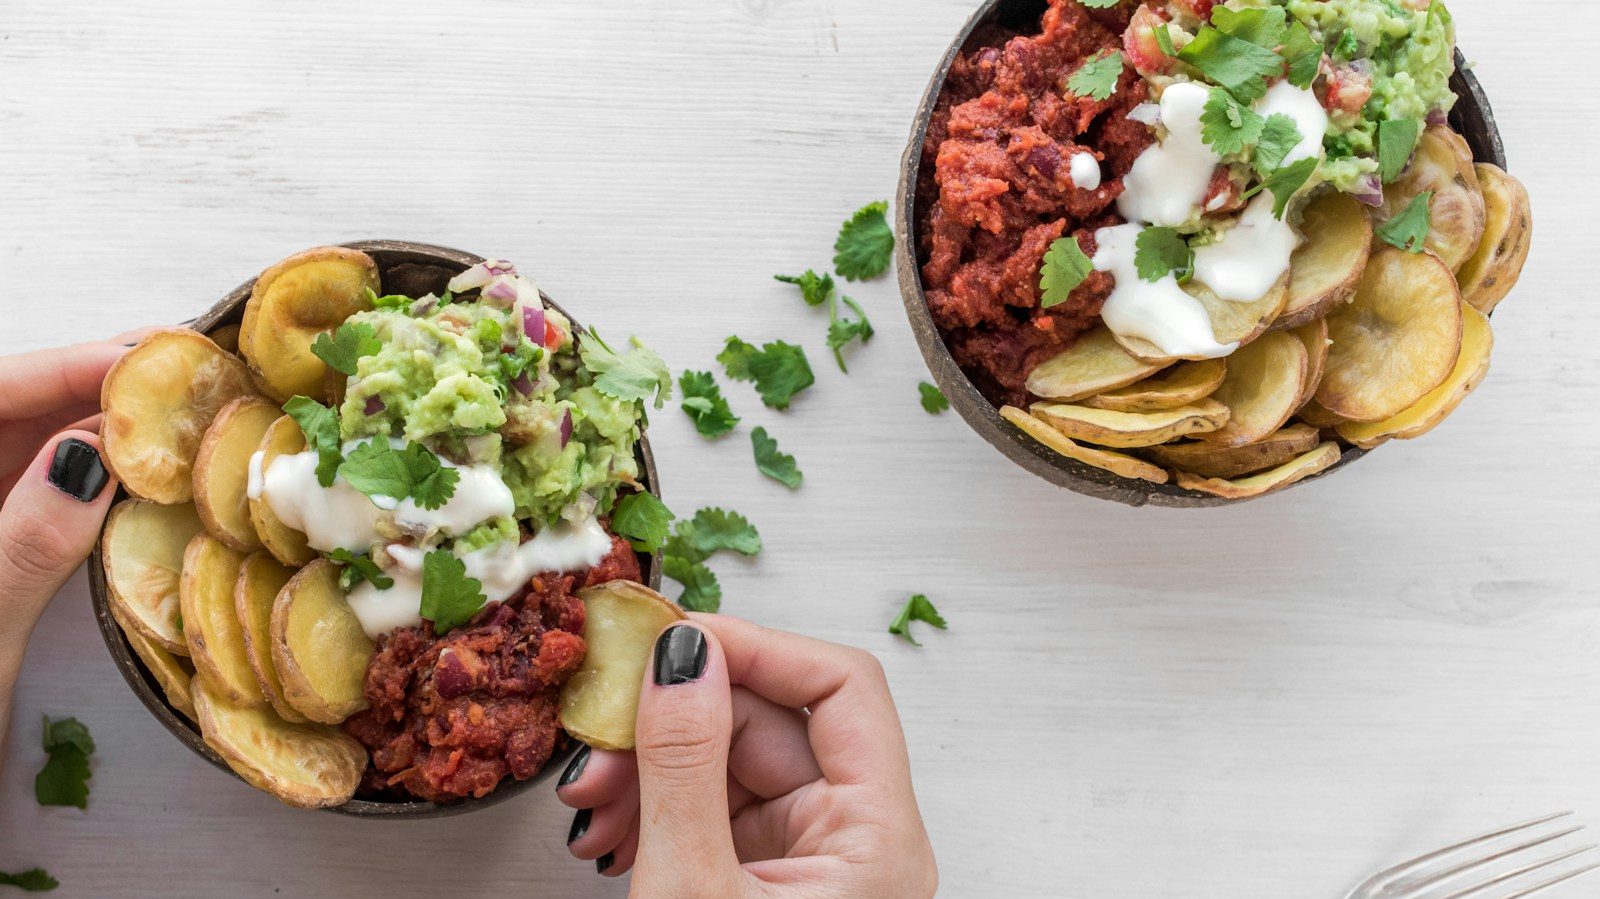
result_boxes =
[1318,248,1464,422]
[191,676,366,809]
[101,329,258,504]
[1176,442,1341,500]
[249,416,316,567]
[1141,424,1320,480]
[209,324,242,354]
[111,605,198,722]
[1117,276,1288,363]
[1291,318,1329,411]
[1456,163,1531,314]
[236,552,310,724]
[239,247,378,403]
[1201,331,1307,447]
[999,406,1170,484]
[1025,327,1166,402]
[1337,303,1493,449]
[271,560,373,725]
[194,397,279,552]
[1082,359,1226,413]
[1297,398,1346,430]
[1280,190,1371,330]
[1381,126,1485,272]
[1032,399,1229,449]
[560,581,689,751]
[181,533,264,706]
[103,499,207,655]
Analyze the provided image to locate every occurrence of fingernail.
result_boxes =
[48,439,108,503]
[596,853,614,875]
[558,745,590,789]
[567,808,591,845]
[652,625,707,686]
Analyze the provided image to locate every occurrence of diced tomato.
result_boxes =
[1202,167,1247,216]
[1321,63,1373,116]
[544,319,563,348]
[1172,0,1215,22]
[1124,6,1176,76]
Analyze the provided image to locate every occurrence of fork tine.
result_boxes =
[1405,827,1587,892]
[1436,845,1596,899]
[1379,812,1576,879]
[1496,860,1600,899]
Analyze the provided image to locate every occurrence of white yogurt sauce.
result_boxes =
[1191,193,1298,303]
[1091,223,1237,360]
[1069,152,1102,190]
[1255,81,1329,166]
[1117,82,1220,228]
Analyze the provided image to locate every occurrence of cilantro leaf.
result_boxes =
[35,716,93,809]
[337,439,460,510]
[1154,23,1177,58]
[1209,6,1287,49]
[1245,156,1320,219]
[1039,236,1094,309]
[1377,118,1422,184]
[889,594,948,647]
[751,427,802,489]
[919,382,949,414]
[498,342,543,383]
[826,296,874,373]
[1330,29,1359,61]
[717,338,814,410]
[403,444,462,510]
[774,270,835,307]
[1134,227,1194,283]
[834,201,895,281]
[310,322,381,377]
[679,370,739,438]
[330,548,394,591]
[1066,50,1124,102]
[1253,114,1305,176]
[1078,0,1120,7]
[1200,87,1265,156]
[365,286,414,312]
[419,550,486,634]
[0,869,58,892]
[663,555,722,613]
[581,335,672,409]
[1177,26,1283,103]
[1282,22,1323,89]
[666,508,762,565]
[612,492,675,553]
[1377,192,1433,252]
[283,396,342,488]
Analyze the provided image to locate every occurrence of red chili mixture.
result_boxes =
[917,0,1154,407]
[344,534,640,803]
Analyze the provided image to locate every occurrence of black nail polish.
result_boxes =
[558,745,590,789]
[652,625,708,686]
[48,439,108,503]
[596,853,614,875]
[567,808,591,845]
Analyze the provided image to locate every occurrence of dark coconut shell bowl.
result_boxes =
[896,0,1506,508]
[88,239,663,818]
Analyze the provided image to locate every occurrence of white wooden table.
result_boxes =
[0,1,1593,896]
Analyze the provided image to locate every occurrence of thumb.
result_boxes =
[631,622,744,896]
[0,431,116,631]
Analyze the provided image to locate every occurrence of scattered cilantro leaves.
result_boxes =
[826,296,874,373]
[1282,22,1323,89]
[0,869,58,892]
[337,439,460,510]
[1039,236,1094,309]
[717,338,814,410]
[1252,114,1305,176]
[889,594,948,647]
[679,370,739,438]
[581,334,672,409]
[775,270,835,307]
[612,492,675,553]
[419,550,486,634]
[1134,227,1194,283]
[1378,192,1433,252]
[1209,6,1287,49]
[1245,156,1320,219]
[1078,0,1121,7]
[330,548,394,591]
[1200,87,1265,156]
[1377,118,1422,184]
[1067,50,1124,101]
[498,342,543,383]
[311,322,381,377]
[664,556,723,613]
[751,427,802,489]
[1330,28,1359,60]
[1153,23,1177,58]
[283,396,342,487]
[666,508,762,564]
[35,716,93,809]
[919,382,949,414]
[1177,25,1283,104]
[834,201,895,281]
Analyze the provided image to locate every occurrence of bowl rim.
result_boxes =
[88,239,663,819]
[893,0,1507,509]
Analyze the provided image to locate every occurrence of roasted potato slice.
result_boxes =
[239,247,378,403]
[1456,163,1531,314]
[1176,442,1341,500]
[181,533,263,705]
[1291,318,1330,411]
[559,581,690,751]
[1202,331,1308,448]
[999,406,1169,484]
[1280,190,1371,330]
[209,323,242,354]
[194,397,279,552]
[102,499,207,655]
[101,329,258,504]
[1031,399,1229,449]
[1083,359,1226,413]
[1337,303,1493,449]
[111,605,198,722]
[1318,248,1464,422]
[1141,424,1320,480]
[1025,327,1166,402]
[1297,398,1346,430]
[236,552,310,724]
[249,415,315,567]
[1117,276,1288,363]
[191,676,366,809]
[1380,126,1485,272]
[271,560,373,725]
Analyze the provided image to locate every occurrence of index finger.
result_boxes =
[0,342,129,421]
[690,614,912,790]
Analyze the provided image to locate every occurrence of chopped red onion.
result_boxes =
[447,260,518,293]
[1351,174,1385,207]
[484,278,518,304]
[1128,103,1161,127]
[1426,107,1449,127]
[523,305,547,346]
[409,295,438,316]
[559,410,573,448]
[364,395,386,415]
[512,373,536,396]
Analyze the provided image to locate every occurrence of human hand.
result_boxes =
[557,614,938,898]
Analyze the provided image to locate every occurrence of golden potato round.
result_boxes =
[180,532,264,706]
[248,415,316,567]
[191,676,366,809]
[560,581,690,751]
[101,329,258,504]
[1380,125,1485,273]
[102,499,207,655]
[270,560,373,725]
[1082,359,1226,413]
[1025,327,1166,403]
[240,247,378,403]
[1141,424,1320,481]
[194,397,279,552]
[1201,330,1308,448]
[110,605,198,723]
[1456,163,1531,314]
[1031,400,1230,449]
[236,552,310,724]
[1337,303,1493,449]
[1280,190,1371,330]
[209,323,242,354]
[1291,317,1330,411]
[1000,406,1169,484]
[1176,442,1342,500]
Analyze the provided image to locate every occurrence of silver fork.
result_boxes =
[1347,812,1600,899]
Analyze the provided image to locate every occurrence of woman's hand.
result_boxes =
[557,615,938,898]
